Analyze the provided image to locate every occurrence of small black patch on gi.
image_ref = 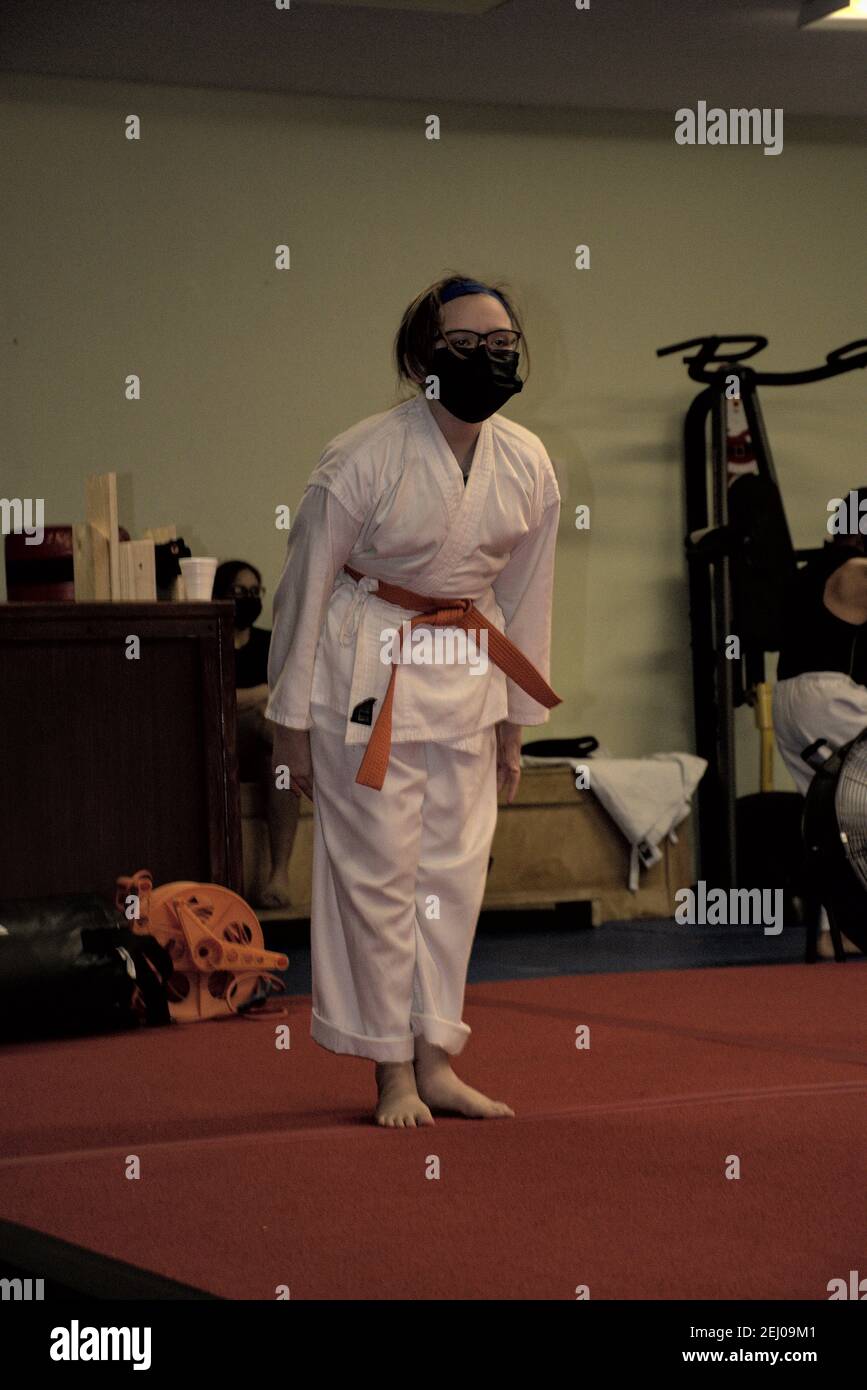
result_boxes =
[350,697,377,726]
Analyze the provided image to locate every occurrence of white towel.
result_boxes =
[521,751,707,891]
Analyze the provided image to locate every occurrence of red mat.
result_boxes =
[1,964,865,1299]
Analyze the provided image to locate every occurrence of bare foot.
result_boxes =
[415,1068,515,1119]
[258,873,292,909]
[374,1061,435,1129]
[413,1037,514,1119]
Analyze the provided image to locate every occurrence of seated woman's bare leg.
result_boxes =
[259,727,300,908]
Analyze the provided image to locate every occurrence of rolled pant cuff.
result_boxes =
[311,1008,471,1061]
[311,1008,416,1062]
[411,1010,471,1056]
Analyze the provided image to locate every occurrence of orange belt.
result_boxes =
[343,563,561,790]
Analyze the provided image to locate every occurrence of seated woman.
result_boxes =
[213,560,299,908]
[773,487,867,954]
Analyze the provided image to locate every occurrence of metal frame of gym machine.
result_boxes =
[656,334,867,891]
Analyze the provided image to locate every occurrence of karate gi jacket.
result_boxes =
[265,394,560,747]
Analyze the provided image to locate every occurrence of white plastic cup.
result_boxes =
[179,556,219,601]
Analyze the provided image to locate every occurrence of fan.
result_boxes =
[115,870,289,1021]
[802,735,867,956]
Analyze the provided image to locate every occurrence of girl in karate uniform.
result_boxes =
[266,274,561,1127]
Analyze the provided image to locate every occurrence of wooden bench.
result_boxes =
[242,764,693,925]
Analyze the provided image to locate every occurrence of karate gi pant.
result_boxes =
[773,671,867,937]
[773,672,867,797]
[308,714,499,1062]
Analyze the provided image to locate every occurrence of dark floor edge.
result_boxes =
[0,1217,220,1300]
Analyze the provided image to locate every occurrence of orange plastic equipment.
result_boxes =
[115,870,289,1023]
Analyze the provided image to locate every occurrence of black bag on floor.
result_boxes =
[0,893,173,1042]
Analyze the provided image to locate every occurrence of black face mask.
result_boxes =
[429,345,523,423]
[234,597,262,630]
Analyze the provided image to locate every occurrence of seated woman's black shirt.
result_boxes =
[235,626,272,689]
[777,548,867,686]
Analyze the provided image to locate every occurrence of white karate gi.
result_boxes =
[773,671,867,939]
[265,393,560,1061]
[773,672,867,797]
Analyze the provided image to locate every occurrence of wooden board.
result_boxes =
[72,522,110,600]
[84,473,120,600]
[119,539,157,600]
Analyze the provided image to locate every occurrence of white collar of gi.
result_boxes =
[412,395,492,501]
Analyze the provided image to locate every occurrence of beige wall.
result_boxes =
[3,74,865,790]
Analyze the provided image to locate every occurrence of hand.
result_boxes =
[236,683,270,712]
[270,724,314,802]
[496,721,523,805]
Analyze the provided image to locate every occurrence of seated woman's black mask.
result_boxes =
[234,597,262,630]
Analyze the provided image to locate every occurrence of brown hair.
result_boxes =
[212,559,262,599]
[393,272,530,393]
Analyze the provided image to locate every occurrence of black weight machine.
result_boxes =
[656,335,867,948]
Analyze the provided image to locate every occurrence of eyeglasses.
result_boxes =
[228,585,266,598]
[439,329,522,357]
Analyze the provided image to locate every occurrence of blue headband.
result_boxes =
[439,279,509,309]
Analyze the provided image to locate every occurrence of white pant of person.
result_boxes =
[308,712,499,1063]
[773,671,867,935]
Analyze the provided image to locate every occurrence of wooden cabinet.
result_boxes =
[0,602,241,900]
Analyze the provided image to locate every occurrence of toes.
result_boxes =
[375,1103,439,1127]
